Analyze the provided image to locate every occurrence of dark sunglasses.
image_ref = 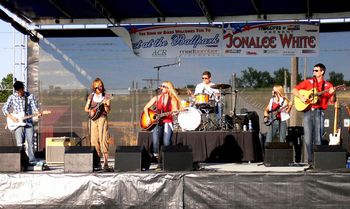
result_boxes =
[313,69,319,72]
[160,85,168,89]
[202,77,209,80]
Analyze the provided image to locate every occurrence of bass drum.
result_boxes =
[178,107,201,131]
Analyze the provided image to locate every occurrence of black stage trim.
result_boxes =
[138,131,263,163]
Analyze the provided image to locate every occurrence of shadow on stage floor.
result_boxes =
[1,162,350,208]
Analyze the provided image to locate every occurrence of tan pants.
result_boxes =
[90,115,109,158]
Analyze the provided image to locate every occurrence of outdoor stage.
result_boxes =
[1,162,350,208]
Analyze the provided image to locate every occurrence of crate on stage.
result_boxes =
[46,137,79,164]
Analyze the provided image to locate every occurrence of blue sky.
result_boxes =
[1,19,350,89]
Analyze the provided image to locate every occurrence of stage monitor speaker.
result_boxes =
[264,142,293,166]
[115,146,151,172]
[313,145,346,169]
[162,145,193,171]
[64,146,99,173]
[286,126,304,163]
[46,137,79,164]
[0,146,28,172]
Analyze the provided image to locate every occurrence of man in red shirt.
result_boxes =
[292,63,335,164]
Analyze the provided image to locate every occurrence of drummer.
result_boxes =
[190,70,221,120]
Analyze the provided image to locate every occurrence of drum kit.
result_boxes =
[176,83,232,131]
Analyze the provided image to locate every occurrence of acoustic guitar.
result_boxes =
[294,84,345,112]
[140,108,182,131]
[329,100,341,145]
[88,98,110,120]
[7,110,51,131]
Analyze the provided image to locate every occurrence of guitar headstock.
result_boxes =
[42,110,52,115]
[335,84,346,91]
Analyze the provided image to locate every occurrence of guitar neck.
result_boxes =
[333,101,339,134]
[158,110,178,118]
[21,114,37,120]
[317,84,345,96]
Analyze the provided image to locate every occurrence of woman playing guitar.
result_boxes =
[84,77,111,171]
[142,81,180,169]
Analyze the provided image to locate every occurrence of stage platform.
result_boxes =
[1,161,350,209]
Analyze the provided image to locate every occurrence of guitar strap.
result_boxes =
[24,94,28,116]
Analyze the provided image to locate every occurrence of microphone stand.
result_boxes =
[153,58,181,114]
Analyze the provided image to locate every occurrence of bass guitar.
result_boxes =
[294,84,345,112]
[329,100,341,145]
[7,110,52,131]
[140,108,182,131]
[264,105,289,126]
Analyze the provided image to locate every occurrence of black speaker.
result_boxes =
[162,145,193,171]
[313,145,347,169]
[264,142,293,166]
[0,146,28,172]
[286,126,304,163]
[115,146,151,172]
[64,146,99,173]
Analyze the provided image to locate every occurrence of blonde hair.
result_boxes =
[162,81,181,109]
[273,85,290,103]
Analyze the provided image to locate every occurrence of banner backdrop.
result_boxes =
[112,22,319,58]
[223,22,319,57]
[127,25,223,58]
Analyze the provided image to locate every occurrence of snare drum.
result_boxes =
[178,107,201,131]
[195,93,209,108]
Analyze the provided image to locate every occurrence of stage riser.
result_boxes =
[1,173,350,208]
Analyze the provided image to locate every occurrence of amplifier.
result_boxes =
[46,137,79,164]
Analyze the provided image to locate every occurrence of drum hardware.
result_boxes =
[199,107,220,131]
[210,83,231,90]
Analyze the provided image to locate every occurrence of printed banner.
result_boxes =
[127,25,223,58]
[113,22,319,58]
[223,22,319,57]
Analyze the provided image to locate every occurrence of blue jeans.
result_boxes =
[152,123,173,155]
[304,109,324,163]
[14,123,36,162]
[215,102,222,121]
[265,120,287,144]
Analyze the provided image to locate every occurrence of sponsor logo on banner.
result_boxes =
[223,22,319,57]
[128,25,223,58]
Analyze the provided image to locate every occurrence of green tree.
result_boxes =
[273,68,290,86]
[328,71,344,86]
[239,67,273,88]
[0,73,13,102]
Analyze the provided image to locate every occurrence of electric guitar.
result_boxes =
[264,105,290,126]
[140,108,182,131]
[7,110,52,131]
[329,100,341,145]
[294,84,345,112]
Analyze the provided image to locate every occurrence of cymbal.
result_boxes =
[211,83,231,89]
